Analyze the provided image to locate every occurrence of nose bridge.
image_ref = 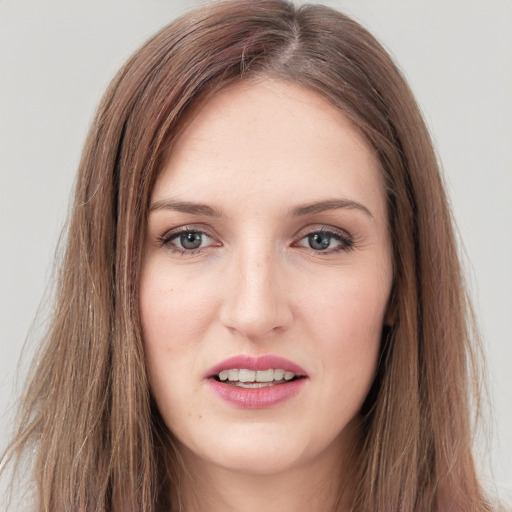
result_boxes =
[221,236,290,339]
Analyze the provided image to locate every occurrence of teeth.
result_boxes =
[255,369,273,382]
[227,369,239,381]
[274,369,284,380]
[234,382,275,388]
[216,368,297,384]
[238,369,255,382]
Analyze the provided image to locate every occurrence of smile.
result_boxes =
[216,368,297,387]
[207,356,308,408]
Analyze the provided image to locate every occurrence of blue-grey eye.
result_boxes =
[308,232,333,251]
[179,231,203,250]
[297,229,354,253]
[160,228,218,254]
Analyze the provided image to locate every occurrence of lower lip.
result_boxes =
[207,378,307,409]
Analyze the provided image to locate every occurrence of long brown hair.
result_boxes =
[1,1,491,510]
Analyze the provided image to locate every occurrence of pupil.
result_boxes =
[181,232,202,249]
[308,233,330,250]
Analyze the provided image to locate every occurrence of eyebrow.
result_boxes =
[149,199,222,217]
[290,198,373,218]
[149,197,373,219]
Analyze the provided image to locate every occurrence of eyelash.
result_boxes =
[158,226,218,255]
[293,228,355,254]
[158,226,355,256]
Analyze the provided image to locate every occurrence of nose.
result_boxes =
[219,242,293,341]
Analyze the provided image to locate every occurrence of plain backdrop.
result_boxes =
[1,0,511,504]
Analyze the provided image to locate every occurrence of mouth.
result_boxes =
[212,368,303,388]
[206,355,308,408]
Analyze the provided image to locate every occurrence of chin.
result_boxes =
[210,445,306,476]
[180,421,342,477]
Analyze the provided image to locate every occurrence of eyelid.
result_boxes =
[293,225,355,252]
[156,223,356,255]
[158,224,220,252]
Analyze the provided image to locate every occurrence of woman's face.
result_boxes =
[140,80,393,477]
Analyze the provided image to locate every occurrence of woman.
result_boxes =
[0,0,494,510]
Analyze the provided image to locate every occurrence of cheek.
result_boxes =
[299,265,390,391]
[139,262,216,352]
[138,261,214,402]
[302,264,390,342]
[139,263,211,428]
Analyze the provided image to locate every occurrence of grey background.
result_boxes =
[1,0,511,504]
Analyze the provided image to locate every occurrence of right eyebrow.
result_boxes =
[149,199,223,217]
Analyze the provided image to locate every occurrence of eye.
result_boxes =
[160,228,218,254]
[296,229,354,253]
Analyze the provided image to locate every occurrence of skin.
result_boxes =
[140,79,393,512]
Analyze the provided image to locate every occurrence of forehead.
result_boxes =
[153,79,385,217]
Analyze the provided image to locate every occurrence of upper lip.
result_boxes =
[205,355,308,379]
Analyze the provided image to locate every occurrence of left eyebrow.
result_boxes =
[289,198,374,218]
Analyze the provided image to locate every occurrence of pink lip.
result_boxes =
[205,355,308,409]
